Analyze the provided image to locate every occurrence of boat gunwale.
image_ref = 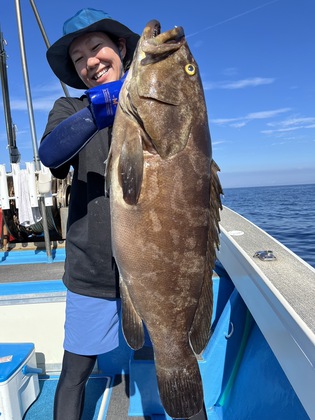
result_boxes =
[217,205,315,419]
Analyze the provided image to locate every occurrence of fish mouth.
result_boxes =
[146,20,162,39]
[143,19,184,42]
[140,20,185,62]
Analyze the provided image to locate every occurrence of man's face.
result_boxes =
[69,32,127,88]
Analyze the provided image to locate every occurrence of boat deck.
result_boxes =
[0,261,64,283]
[106,375,150,420]
[0,241,65,284]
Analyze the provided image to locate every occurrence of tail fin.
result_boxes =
[155,352,204,419]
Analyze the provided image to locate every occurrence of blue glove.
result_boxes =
[85,72,128,130]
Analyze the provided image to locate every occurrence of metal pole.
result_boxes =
[14,0,40,169]
[29,0,50,48]
[29,0,70,97]
[38,196,52,262]
[14,0,52,261]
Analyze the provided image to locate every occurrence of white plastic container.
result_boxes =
[0,343,40,419]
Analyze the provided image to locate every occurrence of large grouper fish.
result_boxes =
[107,20,223,419]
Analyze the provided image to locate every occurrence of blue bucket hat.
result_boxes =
[47,8,139,89]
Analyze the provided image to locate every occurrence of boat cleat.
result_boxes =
[253,250,277,261]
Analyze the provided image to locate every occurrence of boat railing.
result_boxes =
[0,0,71,258]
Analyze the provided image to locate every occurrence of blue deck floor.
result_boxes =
[24,375,110,420]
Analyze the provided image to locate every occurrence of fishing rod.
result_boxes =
[0,28,20,164]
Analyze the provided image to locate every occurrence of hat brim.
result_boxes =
[47,18,140,89]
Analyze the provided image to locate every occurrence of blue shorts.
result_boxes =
[63,290,121,356]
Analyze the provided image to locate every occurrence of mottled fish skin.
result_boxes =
[108,20,223,419]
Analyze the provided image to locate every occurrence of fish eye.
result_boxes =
[185,64,196,76]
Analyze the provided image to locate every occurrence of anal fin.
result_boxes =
[120,278,145,350]
[189,272,213,355]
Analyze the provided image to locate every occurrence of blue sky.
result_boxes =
[1,0,314,188]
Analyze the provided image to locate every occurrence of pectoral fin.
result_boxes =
[118,125,144,205]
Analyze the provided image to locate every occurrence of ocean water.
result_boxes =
[221,184,315,268]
